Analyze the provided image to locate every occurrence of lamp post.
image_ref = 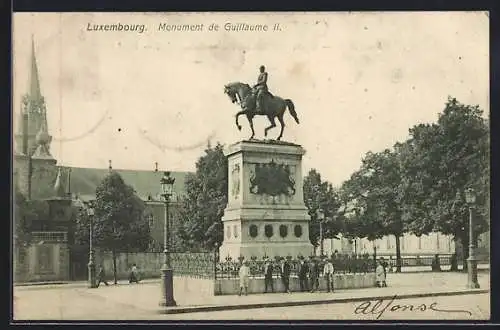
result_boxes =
[86,202,97,288]
[317,209,325,257]
[159,171,176,306]
[465,188,480,289]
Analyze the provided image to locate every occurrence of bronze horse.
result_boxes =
[224,82,300,141]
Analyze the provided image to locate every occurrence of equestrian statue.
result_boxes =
[224,65,300,141]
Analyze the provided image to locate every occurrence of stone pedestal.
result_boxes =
[219,140,313,260]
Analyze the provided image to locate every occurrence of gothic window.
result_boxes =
[264,224,274,238]
[233,225,238,238]
[418,236,422,250]
[249,225,258,238]
[436,233,440,250]
[226,226,231,239]
[279,225,288,238]
[147,214,154,229]
[294,225,302,238]
[386,236,390,249]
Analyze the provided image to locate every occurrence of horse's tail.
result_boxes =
[285,99,299,124]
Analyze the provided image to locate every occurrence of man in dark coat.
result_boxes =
[309,257,320,293]
[298,257,309,292]
[263,258,274,293]
[96,265,109,288]
[280,257,291,293]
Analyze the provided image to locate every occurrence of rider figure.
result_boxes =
[253,65,268,114]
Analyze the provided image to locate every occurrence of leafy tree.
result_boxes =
[177,142,227,251]
[13,190,33,249]
[13,189,51,247]
[400,97,489,269]
[303,169,344,252]
[340,149,407,272]
[92,172,150,283]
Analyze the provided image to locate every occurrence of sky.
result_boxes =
[12,12,489,187]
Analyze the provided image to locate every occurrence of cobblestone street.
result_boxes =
[13,272,490,321]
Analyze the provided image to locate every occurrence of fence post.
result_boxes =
[373,246,377,271]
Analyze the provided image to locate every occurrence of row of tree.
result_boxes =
[174,97,490,272]
[340,97,489,271]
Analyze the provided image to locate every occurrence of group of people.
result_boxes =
[93,263,142,288]
[238,256,337,296]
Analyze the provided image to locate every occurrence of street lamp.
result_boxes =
[159,171,176,306]
[86,202,97,288]
[317,209,325,257]
[465,188,480,289]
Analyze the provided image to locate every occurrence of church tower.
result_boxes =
[14,36,57,199]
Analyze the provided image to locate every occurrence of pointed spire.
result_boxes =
[29,35,42,101]
[54,167,66,198]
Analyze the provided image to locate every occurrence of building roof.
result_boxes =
[61,166,191,202]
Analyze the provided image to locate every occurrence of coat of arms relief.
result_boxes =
[249,160,296,204]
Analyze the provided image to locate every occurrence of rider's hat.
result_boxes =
[259,65,265,70]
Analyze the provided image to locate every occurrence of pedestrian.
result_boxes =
[238,260,250,296]
[129,263,141,284]
[96,265,109,288]
[431,254,442,272]
[309,257,319,293]
[298,257,309,292]
[323,258,335,293]
[376,260,387,288]
[379,257,388,287]
[280,257,291,294]
[263,258,274,293]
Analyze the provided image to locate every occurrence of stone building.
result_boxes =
[13,38,190,282]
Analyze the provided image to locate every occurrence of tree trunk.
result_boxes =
[112,248,118,284]
[395,235,402,273]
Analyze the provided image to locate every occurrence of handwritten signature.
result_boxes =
[354,295,473,319]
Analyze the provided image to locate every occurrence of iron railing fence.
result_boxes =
[170,252,216,279]
[214,255,376,280]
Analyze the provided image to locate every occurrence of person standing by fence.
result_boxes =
[323,258,335,293]
[376,259,387,287]
[298,256,309,292]
[280,257,291,294]
[238,260,250,296]
[309,257,320,293]
[263,258,274,293]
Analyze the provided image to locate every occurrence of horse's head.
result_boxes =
[224,83,239,104]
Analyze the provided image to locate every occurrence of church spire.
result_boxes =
[22,36,51,157]
[29,34,42,101]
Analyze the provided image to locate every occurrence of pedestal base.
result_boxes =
[159,267,177,307]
